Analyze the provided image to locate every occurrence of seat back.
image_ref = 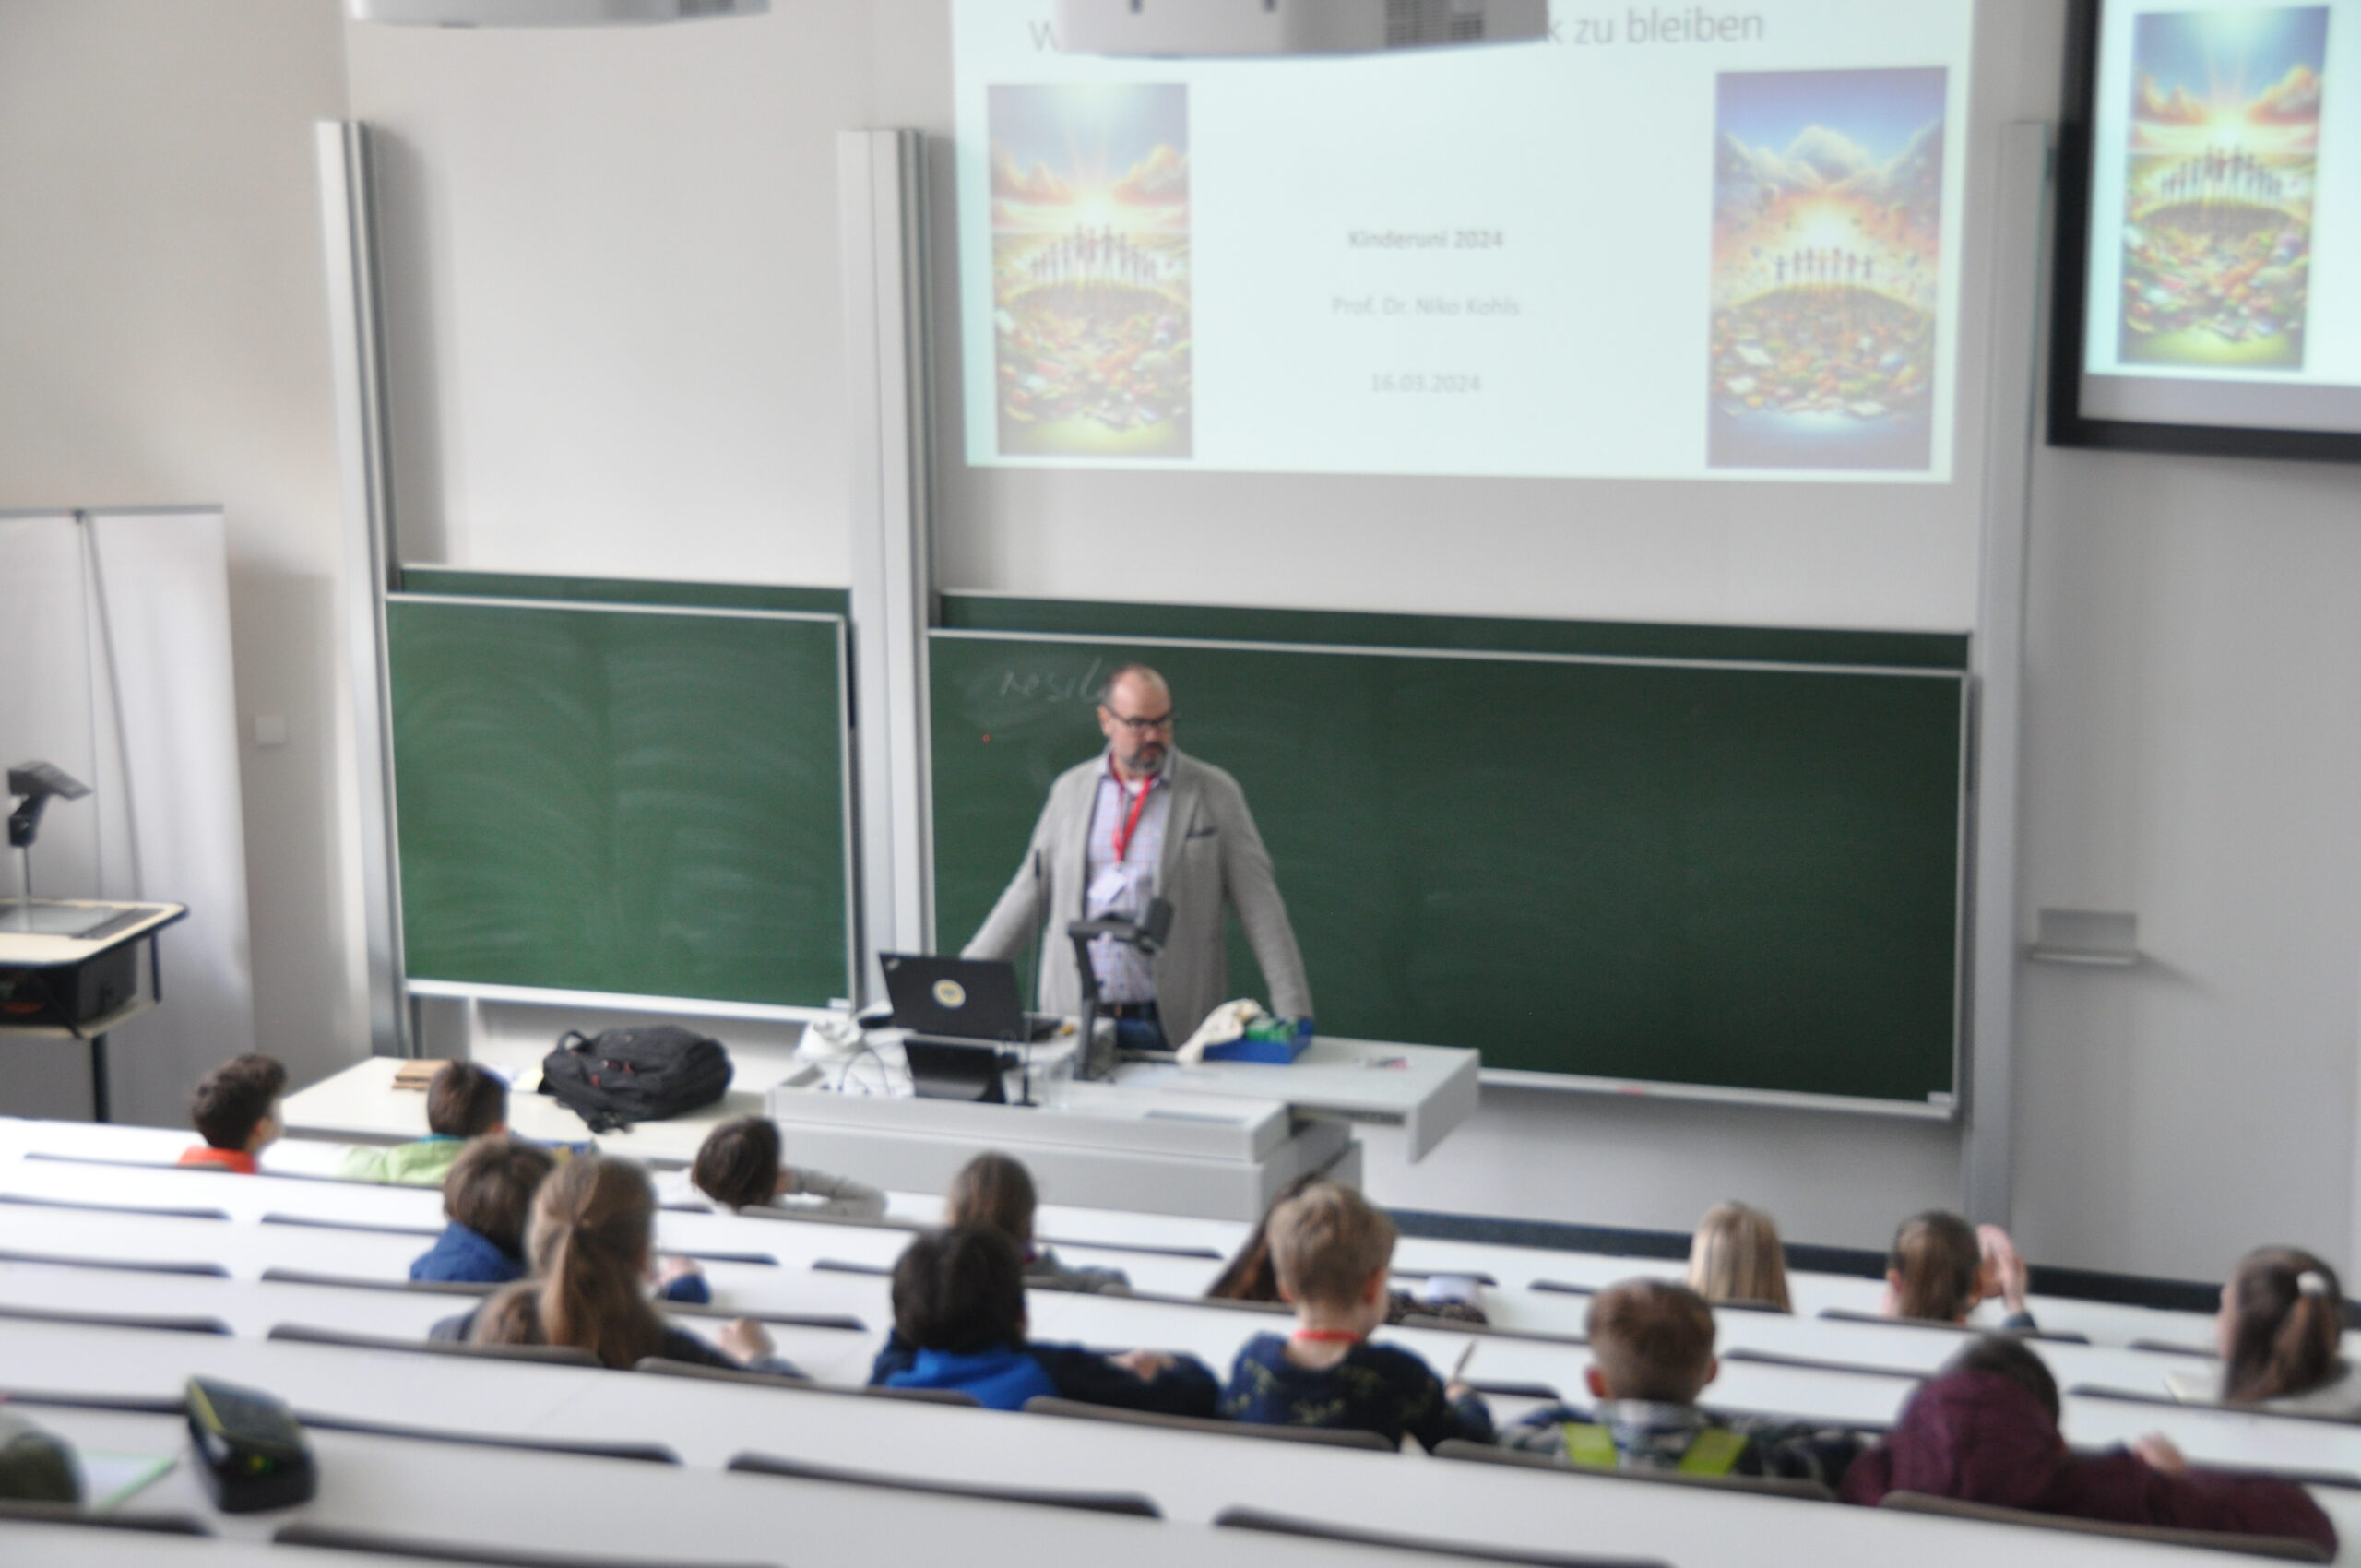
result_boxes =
[267,1323,599,1367]
[1022,1396,1396,1451]
[276,1522,777,1568]
[260,1266,494,1297]
[0,1192,229,1222]
[1880,1491,2331,1562]
[1213,1505,1669,1567]
[1432,1440,1837,1502]
[291,1411,680,1465]
[0,1501,209,1537]
[727,1451,1159,1517]
[0,1301,230,1336]
[632,1356,976,1406]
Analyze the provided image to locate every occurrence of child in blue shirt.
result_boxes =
[870,1224,1216,1414]
[1220,1181,1493,1450]
[411,1134,712,1304]
[410,1134,552,1284]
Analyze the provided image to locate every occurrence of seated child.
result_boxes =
[342,1061,508,1186]
[1885,1210,2037,1331]
[2168,1247,2361,1417]
[1219,1181,1494,1450]
[1844,1336,2335,1553]
[1501,1278,1863,1483]
[945,1151,1127,1294]
[178,1054,286,1173]
[431,1155,797,1375]
[1210,1173,1486,1325]
[690,1115,887,1221]
[410,1134,555,1284]
[1686,1202,1792,1313]
[412,1134,716,1302]
[870,1224,1217,1414]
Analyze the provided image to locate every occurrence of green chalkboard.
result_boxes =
[389,593,851,1006]
[930,615,1966,1106]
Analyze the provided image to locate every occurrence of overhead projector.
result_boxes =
[1052,0,1548,56]
[350,0,765,24]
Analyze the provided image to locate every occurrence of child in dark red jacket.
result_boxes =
[1841,1336,2334,1554]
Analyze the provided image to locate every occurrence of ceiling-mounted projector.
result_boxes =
[350,0,765,24]
[1052,0,1548,56]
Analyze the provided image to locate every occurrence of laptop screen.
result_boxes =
[879,954,1026,1042]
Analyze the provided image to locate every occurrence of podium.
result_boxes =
[766,1033,1477,1221]
[0,899,189,1123]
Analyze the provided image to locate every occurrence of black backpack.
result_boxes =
[540,1026,733,1134]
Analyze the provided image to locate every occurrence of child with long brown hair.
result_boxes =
[1883,1210,2037,1331]
[430,1154,795,1374]
[2168,1247,2360,1416]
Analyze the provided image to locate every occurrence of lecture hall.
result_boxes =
[4,0,2361,1564]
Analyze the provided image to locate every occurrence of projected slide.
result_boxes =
[953,1,1976,483]
[1709,68,1948,470]
[990,84,1194,457]
[2080,2,2361,435]
[2119,9,2324,370]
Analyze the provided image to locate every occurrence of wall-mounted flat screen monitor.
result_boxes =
[2054,0,2361,461]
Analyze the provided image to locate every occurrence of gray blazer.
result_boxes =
[962,747,1312,1047]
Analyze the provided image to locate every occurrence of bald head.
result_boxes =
[1097,664,1174,779]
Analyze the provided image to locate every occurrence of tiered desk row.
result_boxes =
[0,1115,2352,1567]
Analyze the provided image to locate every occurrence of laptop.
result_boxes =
[879,954,1057,1103]
[878,954,1061,1043]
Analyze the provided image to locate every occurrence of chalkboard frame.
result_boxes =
[927,618,1970,1119]
[387,590,860,1016]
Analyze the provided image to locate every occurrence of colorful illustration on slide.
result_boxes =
[1708,68,1947,472]
[2119,8,2325,371]
[988,84,1192,459]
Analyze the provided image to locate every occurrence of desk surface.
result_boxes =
[0,900,184,968]
[279,1056,779,1166]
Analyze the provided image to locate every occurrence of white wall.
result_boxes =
[2011,446,2361,1283]
[0,1,360,1115]
[344,4,875,585]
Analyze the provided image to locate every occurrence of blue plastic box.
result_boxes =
[1199,1017,1314,1064]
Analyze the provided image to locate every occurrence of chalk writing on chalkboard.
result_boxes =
[997,657,1108,705]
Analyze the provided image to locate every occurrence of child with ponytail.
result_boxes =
[2169,1247,2359,1416]
[430,1154,799,1375]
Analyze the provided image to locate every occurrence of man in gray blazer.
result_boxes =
[963,664,1311,1051]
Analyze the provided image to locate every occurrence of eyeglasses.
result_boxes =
[1103,708,1175,734]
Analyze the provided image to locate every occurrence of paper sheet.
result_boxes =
[79,1451,175,1511]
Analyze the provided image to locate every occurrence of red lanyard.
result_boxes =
[1290,1329,1363,1345]
[1109,764,1155,862]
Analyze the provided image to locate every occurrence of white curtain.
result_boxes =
[0,508,256,1123]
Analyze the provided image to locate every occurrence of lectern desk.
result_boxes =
[0,899,189,1122]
